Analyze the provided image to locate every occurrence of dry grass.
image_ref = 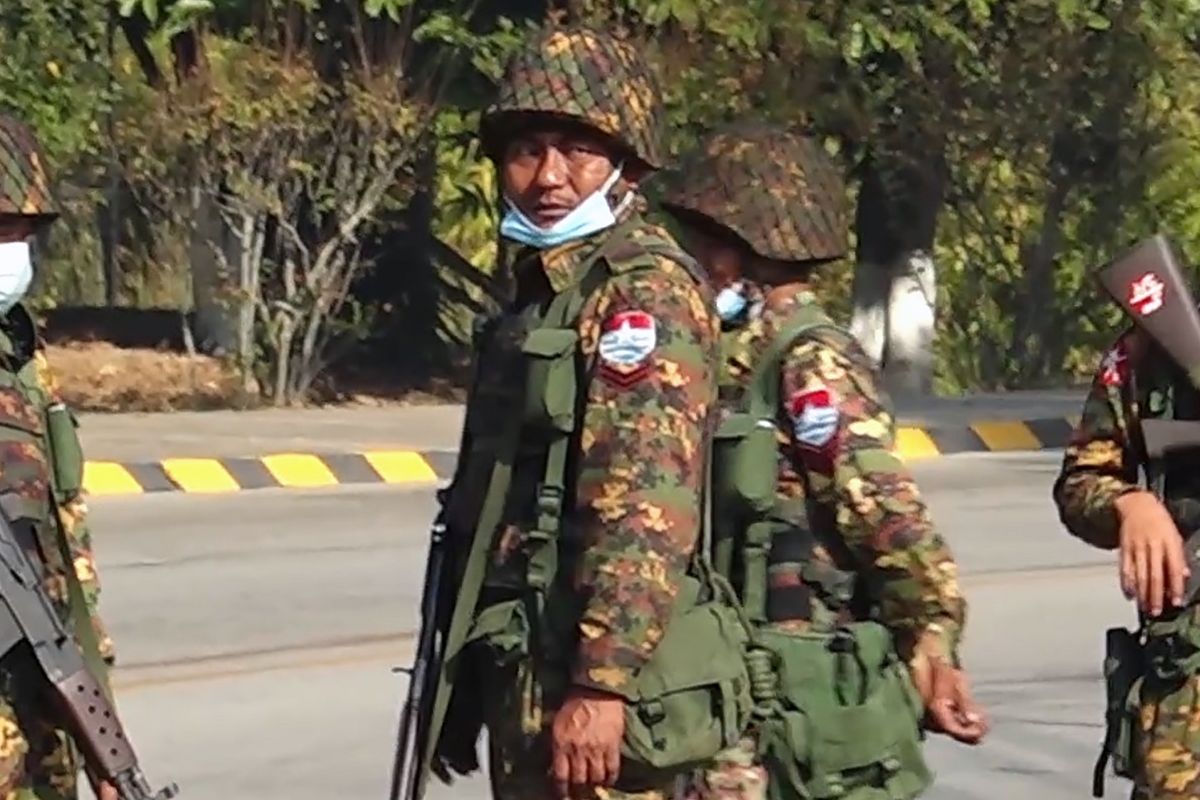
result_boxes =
[46,342,248,412]
[44,341,468,412]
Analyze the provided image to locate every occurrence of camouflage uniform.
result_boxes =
[438,27,719,800]
[0,114,113,798]
[1053,327,1200,799]
[659,124,966,800]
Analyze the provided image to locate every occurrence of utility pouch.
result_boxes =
[756,621,932,800]
[46,402,84,499]
[713,412,780,518]
[1092,626,1146,797]
[522,328,579,436]
[620,574,754,780]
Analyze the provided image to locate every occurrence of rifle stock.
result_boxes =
[0,506,176,800]
[1096,234,1200,390]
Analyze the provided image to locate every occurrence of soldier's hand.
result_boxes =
[912,656,989,745]
[85,769,118,800]
[1116,490,1189,616]
[551,687,625,799]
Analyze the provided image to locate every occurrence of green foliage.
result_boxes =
[0,0,115,307]
[20,0,1200,401]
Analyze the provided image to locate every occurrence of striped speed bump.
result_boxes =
[894,416,1078,459]
[82,451,456,497]
[79,417,1078,497]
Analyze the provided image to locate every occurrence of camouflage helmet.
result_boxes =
[479,25,666,171]
[658,122,849,264]
[0,114,59,226]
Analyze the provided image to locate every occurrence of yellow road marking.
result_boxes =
[82,462,144,496]
[894,427,941,460]
[161,458,240,493]
[364,451,439,483]
[261,453,338,488]
[971,420,1042,451]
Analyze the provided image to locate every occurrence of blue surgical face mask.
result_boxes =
[0,241,33,315]
[715,283,748,322]
[499,165,630,249]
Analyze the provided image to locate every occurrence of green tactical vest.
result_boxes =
[425,220,755,787]
[710,298,932,800]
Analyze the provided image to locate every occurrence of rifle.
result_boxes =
[1097,234,1200,477]
[0,503,176,799]
[1091,234,1200,797]
[387,490,450,800]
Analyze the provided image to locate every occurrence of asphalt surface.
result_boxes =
[75,389,1086,462]
[78,449,1133,799]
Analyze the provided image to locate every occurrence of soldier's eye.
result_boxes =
[506,139,542,162]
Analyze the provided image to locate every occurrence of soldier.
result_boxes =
[0,113,117,799]
[654,122,989,799]
[1053,319,1200,799]
[415,23,724,800]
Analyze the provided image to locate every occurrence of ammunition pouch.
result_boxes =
[521,328,580,436]
[753,622,931,800]
[1092,626,1146,797]
[464,571,754,783]
[45,402,84,501]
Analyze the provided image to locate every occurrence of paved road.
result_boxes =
[75,389,1086,461]
[78,450,1134,799]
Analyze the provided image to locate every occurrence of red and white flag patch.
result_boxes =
[598,310,657,387]
[789,387,841,452]
[1099,343,1127,387]
[1128,272,1165,316]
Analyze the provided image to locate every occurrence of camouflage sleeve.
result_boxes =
[1051,336,1143,550]
[570,263,717,699]
[34,349,115,662]
[781,333,965,661]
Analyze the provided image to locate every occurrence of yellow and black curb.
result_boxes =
[80,416,1078,497]
[82,451,460,497]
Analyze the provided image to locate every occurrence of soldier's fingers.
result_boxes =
[1135,541,1152,611]
[1148,538,1165,615]
[1120,541,1136,599]
[1166,537,1188,607]
[604,740,620,787]
[584,744,607,788]
[552,747,572,799]
[569,746,591,793]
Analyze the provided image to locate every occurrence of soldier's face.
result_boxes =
[501,128,620,228]
[0,218,33,244]
[681,226,744,290]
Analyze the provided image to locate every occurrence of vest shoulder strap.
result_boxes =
[745,302,843,419]
[604,227,706,286]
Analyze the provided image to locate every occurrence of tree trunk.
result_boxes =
[189,190,239,355]
[883,249,937,397]
[849,152,945,399]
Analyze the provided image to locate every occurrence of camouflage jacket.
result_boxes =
[0,306,73,605]
[487,206,719,699]
[721,290,965,662]
[1053,327,1159,549]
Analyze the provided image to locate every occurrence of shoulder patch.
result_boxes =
[1099,342,1126,387]
[598,310,657,387]
[789,386,841,452]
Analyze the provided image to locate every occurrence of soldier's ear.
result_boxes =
[622,162,652,186]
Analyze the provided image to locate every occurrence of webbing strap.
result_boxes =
[419,311,533,789]
[737,301,838,624]
[741,520,773,623]
[521,219,643,617]
[746,302,833,420]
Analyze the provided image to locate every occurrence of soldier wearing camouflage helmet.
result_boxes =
[655,122,989,800]
[395,22,736,800]
[0,113,118,798]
